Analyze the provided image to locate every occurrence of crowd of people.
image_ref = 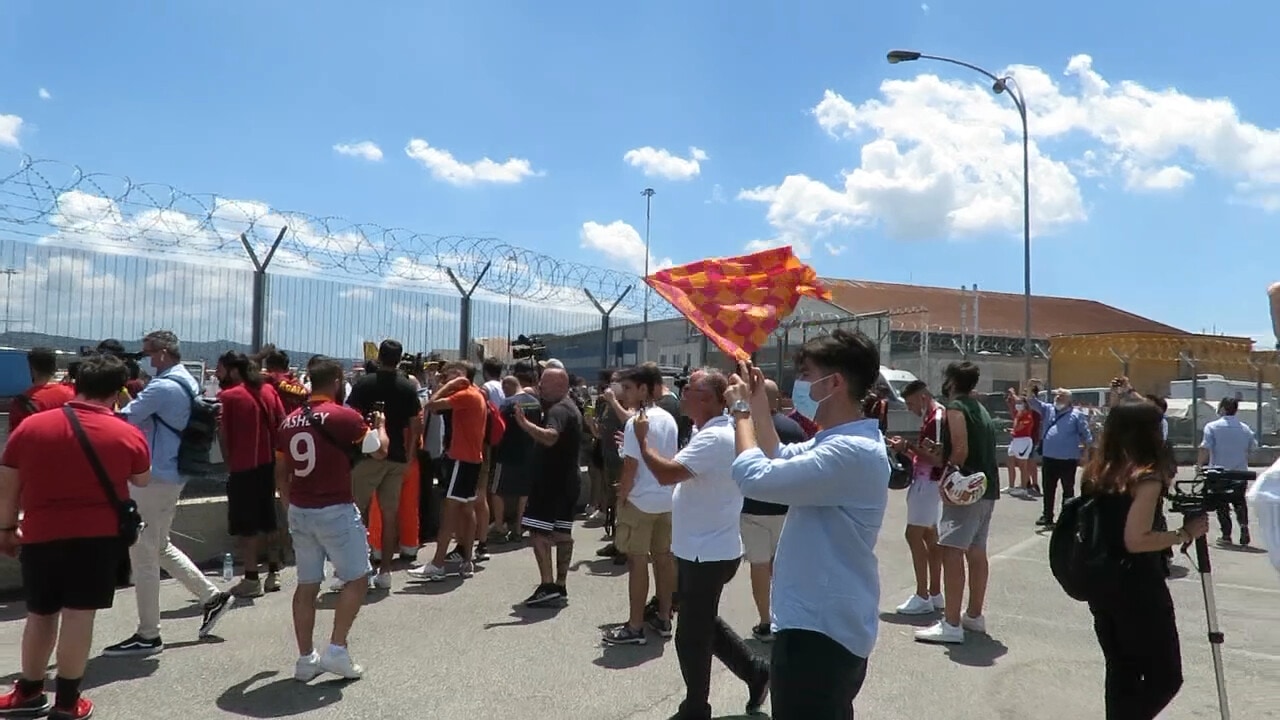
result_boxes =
[0,327,1278,719]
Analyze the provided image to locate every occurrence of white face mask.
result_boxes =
[1055,400,1069,411]
[1015,403,1026,412]
[790,374,835,420]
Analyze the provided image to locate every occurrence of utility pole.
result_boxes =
[641,187,655,362]
[0,268,20,336]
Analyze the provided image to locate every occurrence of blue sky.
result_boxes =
[2,0,1279,354]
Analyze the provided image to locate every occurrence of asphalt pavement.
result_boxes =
[1,466,1277,719]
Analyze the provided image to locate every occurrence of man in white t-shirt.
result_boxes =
[631,368,769,718]
[603,364,679,646]
[480,358,505,407]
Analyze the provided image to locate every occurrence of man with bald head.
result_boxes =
[739,379,805,641]
[513,368,584,605]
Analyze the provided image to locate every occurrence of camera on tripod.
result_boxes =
[1167,467,1255,515]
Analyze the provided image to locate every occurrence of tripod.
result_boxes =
[1185,531,1230,719]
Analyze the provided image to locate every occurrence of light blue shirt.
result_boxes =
[1027,396,1093,461]
[1201,415,1257,471]
[731,418,889,659]
[120,363,199,483]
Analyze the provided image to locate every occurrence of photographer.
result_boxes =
[1196,396,1257,546]
[1084,398,1208,719]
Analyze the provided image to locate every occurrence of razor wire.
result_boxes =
[0,155,665,316]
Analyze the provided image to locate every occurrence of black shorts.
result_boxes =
[491,461,531,499]
[227,462,279,537]
[22,537,125,615]
[444,458,483,503]
[522,471,580,535]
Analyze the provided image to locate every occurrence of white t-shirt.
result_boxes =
[482,379,505,407]
[671,415,743,562]
[620,405,679,514]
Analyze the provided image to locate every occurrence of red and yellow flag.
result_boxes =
[645,246,830,361]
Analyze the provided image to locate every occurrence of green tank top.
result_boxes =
[946,395,1001,501]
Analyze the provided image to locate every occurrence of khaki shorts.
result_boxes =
[740,513,785,564]
[615,502,672,556]
[352,458,408,521]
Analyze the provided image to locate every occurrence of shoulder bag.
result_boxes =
[63,407,145,546]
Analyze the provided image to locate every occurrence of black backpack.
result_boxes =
[1048,495,1121,602]
[152,376,221,476]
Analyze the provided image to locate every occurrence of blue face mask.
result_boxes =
[790,374,835,421]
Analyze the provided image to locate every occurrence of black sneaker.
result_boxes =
[596,543,620,558]
[751,622,774,642]
[1217,535,1233,547]
[102,634,163,657]
[199,591,234,638]
[1240,527,1252,546]
[746,667,770,714]
[602,624,647,646]
[446,549,465,564]
[1034,515,1052,528]
[647,616,673,638]
[0,680,51,715]
[523,583,564,607]
[505,530,523,544]
[554,584,569,601]
[475,543,491,562]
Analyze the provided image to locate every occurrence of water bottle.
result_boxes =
[222,553,234,583]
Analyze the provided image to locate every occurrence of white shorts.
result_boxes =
[906,478,942,527]
[740,514,785,564]
[1247,470,1280,577]
[1009,436,1034,460]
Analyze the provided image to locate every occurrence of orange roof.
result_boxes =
[822,279,1186,338]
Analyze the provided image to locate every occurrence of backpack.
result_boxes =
[152,376,221,476]
[483,399,506,447]
[1048,495,1120,602]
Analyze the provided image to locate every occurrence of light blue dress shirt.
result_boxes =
[119,363,199,483]
[1027,396,1093,461]
[731,418,889,659]
[1201,415,1258,471]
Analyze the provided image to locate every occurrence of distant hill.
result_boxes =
[0,331,322,366]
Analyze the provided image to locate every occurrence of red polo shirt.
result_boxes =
[1,401,150,544]
[218,381,286,472]
[8,382,76,432]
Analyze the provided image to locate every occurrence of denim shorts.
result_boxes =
[288,503,372,585]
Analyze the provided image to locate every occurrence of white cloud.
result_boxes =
[579,220,673,276]
[404,139,539,186]
[623,146,708,181]
[0,114,22,148]
[743,54,1280,250]
[921,3,930,12]
[706,183,727,204]
[333,141,383,162]
[37,88,51,101]
[825,242,848,256]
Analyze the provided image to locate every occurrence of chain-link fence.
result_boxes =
[0,156,668,362]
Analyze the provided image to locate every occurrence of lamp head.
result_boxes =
[992,78,1008,94]
[886,50,922,65]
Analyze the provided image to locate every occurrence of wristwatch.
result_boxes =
[730,399,751,417]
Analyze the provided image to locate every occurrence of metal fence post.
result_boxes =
[444,262,492,359]
[583,286,633,370]
[1108,347,1131,379]
[237,227,287,353]
[1180,350,1199,437]
[1249,358,1264,441]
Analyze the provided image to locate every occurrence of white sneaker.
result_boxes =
[915,620,965,644]
[895,594,935,615]
[317,645,364,680]
[407,562,446,581]
[294,651,322,682]
[961,614,986,634]
[371,573,392,590]
[930,594,945,611]
[328,575,347,593]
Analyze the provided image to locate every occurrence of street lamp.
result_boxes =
[886,49,1034,383]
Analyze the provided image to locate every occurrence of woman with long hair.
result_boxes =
[1084,398,1209,719]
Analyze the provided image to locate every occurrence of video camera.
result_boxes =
[1168,467,1254,515]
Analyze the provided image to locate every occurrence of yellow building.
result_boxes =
[1048,332,1271,396]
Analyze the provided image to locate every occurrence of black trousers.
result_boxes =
[674,557,763,719]
[771,628,868,720]
[1089,577,1183,719]
[1215,498,1250,537]
[1042,457,1079,521]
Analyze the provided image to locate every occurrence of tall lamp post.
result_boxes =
[886,49,1033,383]
[641,187,656,362]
